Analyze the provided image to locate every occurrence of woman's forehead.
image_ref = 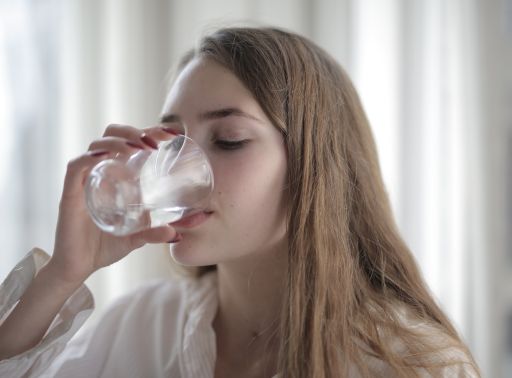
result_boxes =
[161,57,266,123]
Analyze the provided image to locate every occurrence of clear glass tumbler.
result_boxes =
[84,134,214,236]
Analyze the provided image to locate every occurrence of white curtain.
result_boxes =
[349,0,490,374]
[0,0,500,375]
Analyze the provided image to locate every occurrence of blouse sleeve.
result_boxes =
[0,248,94,378]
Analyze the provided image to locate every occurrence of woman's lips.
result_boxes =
[169,211,213,228]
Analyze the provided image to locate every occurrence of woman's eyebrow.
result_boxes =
[159,107,263,124]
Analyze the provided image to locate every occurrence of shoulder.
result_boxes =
[39,271,218,376]
[395,306,480,377]
[73,271,217,352]
[97,270,218,325]
[360,302,480,377]
[109,278,187,312]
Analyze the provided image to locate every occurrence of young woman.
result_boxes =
[0,27,479,377]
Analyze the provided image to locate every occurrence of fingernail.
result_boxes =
[126,141,145,149]
[89,150,110,157]
[167,233,183,243]
[161,127,180,135]
[140,134,158,149]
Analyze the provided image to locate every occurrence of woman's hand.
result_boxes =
[46,124,180,286]
[0,124,184,361]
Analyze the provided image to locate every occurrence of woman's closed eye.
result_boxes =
[215,139,250,150]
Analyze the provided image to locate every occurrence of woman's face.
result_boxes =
[161,57,288,267]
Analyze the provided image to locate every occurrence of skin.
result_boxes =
[0,111,180,360]
[162,57,289,377]
[0,57,288,376]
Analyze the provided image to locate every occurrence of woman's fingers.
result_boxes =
[61,150,114,199]
[88,136,148,154]
[128,224,179,247]
[60,122,184,220]
[102,123,160,150]
[102,123,146,140]
[103,123,179,149]
[142,123,183,141]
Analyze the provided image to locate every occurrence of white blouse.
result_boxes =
[0,248,478,378]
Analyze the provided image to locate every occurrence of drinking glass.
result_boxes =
[84,133,214,236]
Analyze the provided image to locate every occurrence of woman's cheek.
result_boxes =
[210,151,259,191]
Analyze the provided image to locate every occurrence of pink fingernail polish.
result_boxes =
[140,134,158,149]
[167,233,183,243]
[161,127,179,135]
[126,141,145,149]
[89,150,110,157]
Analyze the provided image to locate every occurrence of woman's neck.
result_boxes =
[212,242,287,373]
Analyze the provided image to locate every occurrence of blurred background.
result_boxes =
[0,0,510,376]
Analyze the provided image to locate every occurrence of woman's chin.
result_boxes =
[168,242,214,267]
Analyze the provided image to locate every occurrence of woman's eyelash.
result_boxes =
[215,139,249,150]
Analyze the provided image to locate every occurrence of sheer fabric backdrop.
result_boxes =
[1,0,507,376]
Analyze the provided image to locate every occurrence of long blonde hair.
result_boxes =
[168,27,479,377]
